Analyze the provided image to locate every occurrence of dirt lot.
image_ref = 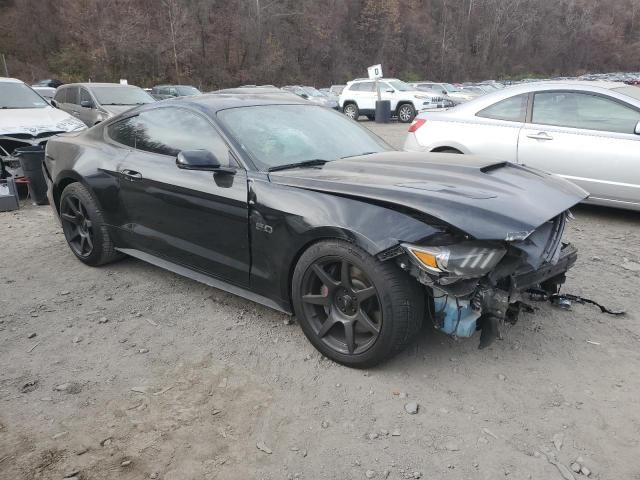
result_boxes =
[1,122,640,480]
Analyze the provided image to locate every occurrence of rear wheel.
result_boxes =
[397,103,416,123]
[343,103,359,120]
[59,183,123,266]
[292,240,424,368]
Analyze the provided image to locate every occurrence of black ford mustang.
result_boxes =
[44,94,587,367]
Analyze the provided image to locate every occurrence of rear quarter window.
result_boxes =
[477,94,528,122]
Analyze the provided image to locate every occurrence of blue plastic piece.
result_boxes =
[433,295,480,338]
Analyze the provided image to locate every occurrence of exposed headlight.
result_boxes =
[56,117,86,132]
[402,241,506,278]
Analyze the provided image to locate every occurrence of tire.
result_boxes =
[343,102,359,120]
[436,148,462,154]
[397,103,416,123]
[59,182,123,266]
[292,240,424,368]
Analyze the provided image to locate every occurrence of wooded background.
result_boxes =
[1,0,639,89]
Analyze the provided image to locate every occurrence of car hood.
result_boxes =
[101,104,140,116]
[0,106,85,135]
[268,152,588,241]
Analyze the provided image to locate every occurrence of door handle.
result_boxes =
[120,169,142,180]
[526,132,553,141]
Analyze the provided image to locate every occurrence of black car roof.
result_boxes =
[161,92,310,112]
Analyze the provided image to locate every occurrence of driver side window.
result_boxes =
[133,108,234,166]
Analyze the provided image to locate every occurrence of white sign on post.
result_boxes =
[367,64,383,80]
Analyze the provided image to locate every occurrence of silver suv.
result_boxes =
[338,78,445,123]
[53,83,155,126]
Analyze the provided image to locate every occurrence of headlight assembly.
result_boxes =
[402,241,506,278]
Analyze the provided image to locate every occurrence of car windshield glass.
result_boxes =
[90,86,155,105]
[0,82,48,109]
[613,86,640,101]
[177,86,201,96]
[443,83,461,92]
[302,87,324,97]
[218,104,392,171]
[388,80,413,92]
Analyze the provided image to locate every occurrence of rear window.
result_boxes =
[349,82,375,92]
[477,94,528,122]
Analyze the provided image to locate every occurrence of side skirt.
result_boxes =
[117,248,292,315]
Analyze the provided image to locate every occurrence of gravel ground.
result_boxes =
[1,122,640,480]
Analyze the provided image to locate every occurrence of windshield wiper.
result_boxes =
[340,151,377,159]
[268,159,330,172]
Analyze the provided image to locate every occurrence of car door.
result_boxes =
[379,82,399,111]
[111,106,250,286]
[63,86,82,122]
[78,87,96,126]
[356,81,376,112]
[518,91,640,206]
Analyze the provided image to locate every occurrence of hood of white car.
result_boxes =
[0,106,86,135]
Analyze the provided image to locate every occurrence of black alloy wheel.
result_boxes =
[61,193,95,258]
[300,257,382,355]
[59,182,123,266]
[292,240,425,368]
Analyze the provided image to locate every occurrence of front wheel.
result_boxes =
[292,240,424,368]
[397,104,416,123]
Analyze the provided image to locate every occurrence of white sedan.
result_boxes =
[404,82,640,211]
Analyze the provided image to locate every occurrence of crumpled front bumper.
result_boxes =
[511,242,577,292]
[429,243,578,345]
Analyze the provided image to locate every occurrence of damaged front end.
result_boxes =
[398,211,576,348]
[0,130,64,178]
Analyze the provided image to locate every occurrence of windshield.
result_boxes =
[613,86,640,101]
[177,86,201,96]
[91,86,155,105]
[0,82,48,109]
[442,83,461,93]
[388,80,414,92]
[218,104,392,171]
[302,86,324,97]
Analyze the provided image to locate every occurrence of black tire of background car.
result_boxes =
[59,183,124,266]
[437,148,462,154]
[292,240,425,368]
[343,102,359,120]
[396,103,416,123]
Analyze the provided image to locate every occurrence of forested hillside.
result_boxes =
[1,0,639,88]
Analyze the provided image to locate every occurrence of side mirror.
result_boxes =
[80,100,92,108]
[300,93,309,99]
[385,89,394,93]
[176,150,235,174]
[635,121,640,135]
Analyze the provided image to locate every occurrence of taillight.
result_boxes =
[408,118,426,133]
